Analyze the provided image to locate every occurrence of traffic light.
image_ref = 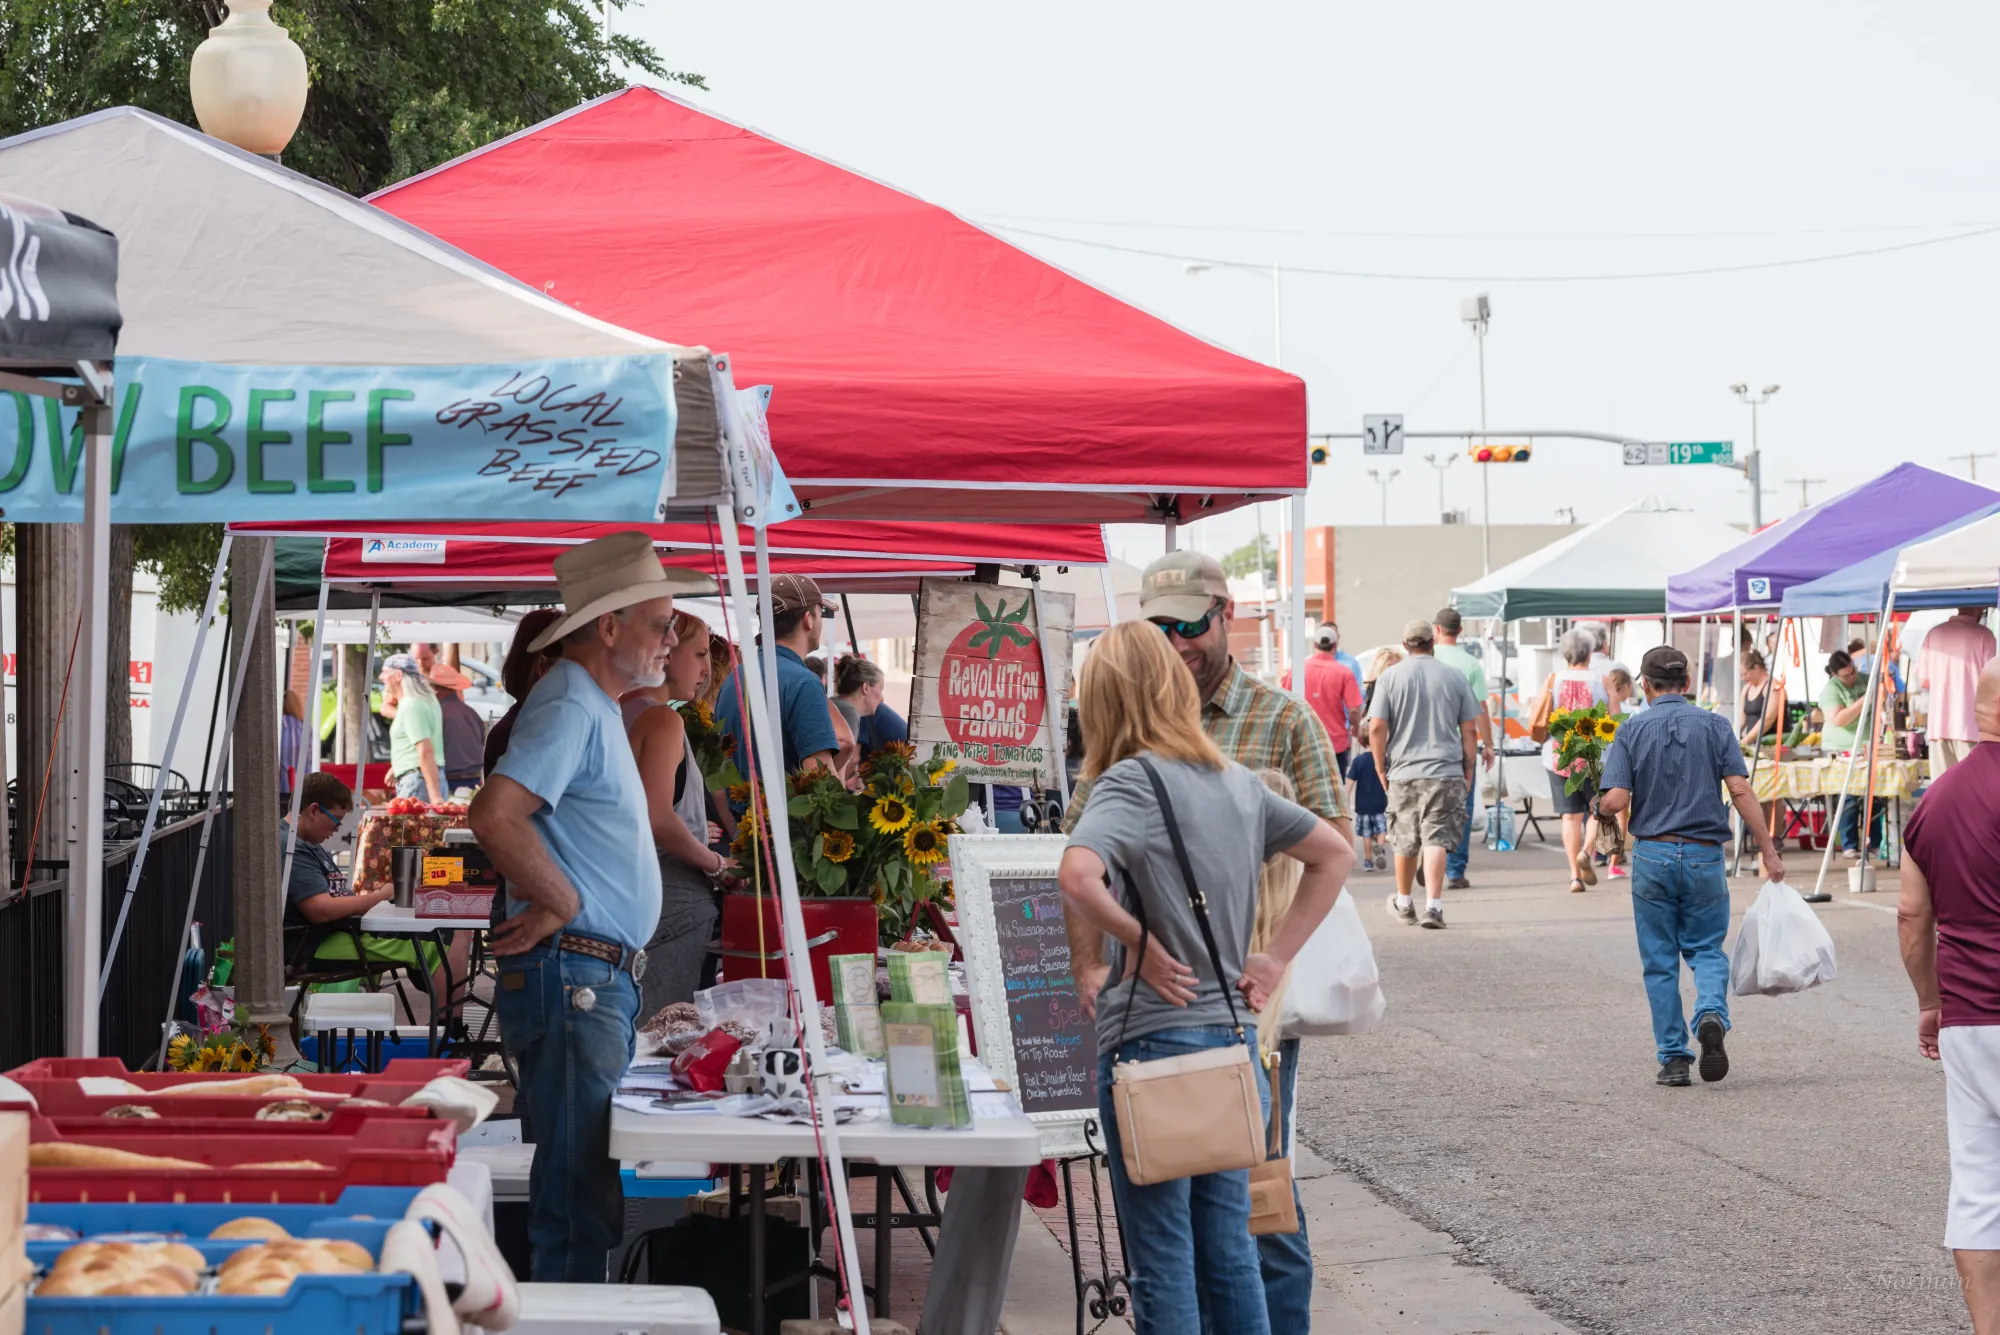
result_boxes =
[1470,443,1532,464]
[1309,443,1330,465]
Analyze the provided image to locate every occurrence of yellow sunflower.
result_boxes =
[691,701,715,728]
[725,782,753,807]
[1594,715,1621,741]
[932,757,956,775]
[903,821,948,865]
[166,1032,194,1070]
[821,829,856,863]
[879,740,917,763]
[870,796,915,833]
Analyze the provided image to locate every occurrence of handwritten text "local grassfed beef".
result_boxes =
[439,371,661,499]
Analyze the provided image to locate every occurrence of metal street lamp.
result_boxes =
[1730,383,1779,530]
[1367,468,1400,525]
[189,0,309,158]
[1423,451,1457,520]
[1462,294,1493,573]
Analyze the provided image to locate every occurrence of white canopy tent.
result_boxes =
[277,606,523,644]
[1451,497,1747,621]
[1894,512,2000,598]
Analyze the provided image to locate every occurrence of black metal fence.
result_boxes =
[0,804,235,1070]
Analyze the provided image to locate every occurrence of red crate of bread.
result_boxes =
[5,1058,466,1088]
[25,1115,454,1203]
[38,1110,446,1143]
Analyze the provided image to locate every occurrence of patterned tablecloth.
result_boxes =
[351,811,471,894]
[1748,756,1929,804]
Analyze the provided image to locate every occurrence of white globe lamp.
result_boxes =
[189,0,308,158]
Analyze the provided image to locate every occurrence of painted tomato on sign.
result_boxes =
[938,592,1046,764]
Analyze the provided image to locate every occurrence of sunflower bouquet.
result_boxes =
[1549,704,1624,795]
[737,741,972,943]
[165,1024,275,1073]
[678,699,746,793]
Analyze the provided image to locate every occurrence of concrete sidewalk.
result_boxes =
[995,1147,1578,1334]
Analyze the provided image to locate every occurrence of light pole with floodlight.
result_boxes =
[1730,383,1779,530]
[1423,451,1457,521]
[1462,293,1492,572]
[1368,469,1400,526]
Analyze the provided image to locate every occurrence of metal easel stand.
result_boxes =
[1059,1119,1131,1335]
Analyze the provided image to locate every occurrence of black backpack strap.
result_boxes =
[1134,756,1246,1040]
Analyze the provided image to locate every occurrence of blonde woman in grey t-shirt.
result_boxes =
[1060,621,1352,1335]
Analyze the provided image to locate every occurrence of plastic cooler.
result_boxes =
[26,1116,455,1203]
[23,1209,418,1335]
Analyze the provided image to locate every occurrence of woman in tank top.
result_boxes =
[625,610,731,1022]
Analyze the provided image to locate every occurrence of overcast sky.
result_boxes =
[622,1,2000,564]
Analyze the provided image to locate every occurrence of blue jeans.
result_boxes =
[1255,1037,1312,1334]
[1630,840,1731,1066]
[394,768,428,799]
[495,943,638,1281]
[1446,777,1475,879]
[1098,1025,1272,1335]
[1836,795,1885,856]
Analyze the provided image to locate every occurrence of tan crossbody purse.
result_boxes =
[1108,758,1265,1187]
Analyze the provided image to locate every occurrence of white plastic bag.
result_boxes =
[1277,889,1387,1037]
[1730,881,1838,997]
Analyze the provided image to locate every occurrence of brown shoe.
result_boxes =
[1576,857,1598,887]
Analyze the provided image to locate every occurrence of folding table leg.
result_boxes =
[876,1166,893,1317]
[750,1164,766,1335]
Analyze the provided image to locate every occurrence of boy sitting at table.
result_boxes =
[283,771,459,1016]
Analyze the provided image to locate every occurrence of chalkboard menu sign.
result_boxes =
[988,874,1097,1115]
[952,834,1098,1157]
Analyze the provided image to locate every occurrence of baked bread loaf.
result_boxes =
[30,1143,209,1171]
[254,1099,330,1122]
[101,1104,160,1118]
[38,1243,203,1296]
[155,1074,303,1097]
[215,1262,297,1296]
[235,1159,329,1171]
[209,1217,290,1240]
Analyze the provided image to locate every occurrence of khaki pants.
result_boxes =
[1933,737,1979,777]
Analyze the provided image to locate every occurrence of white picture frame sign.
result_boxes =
[949,832,1099,1159]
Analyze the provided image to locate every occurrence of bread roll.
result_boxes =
[101,1272,193,1297]
[216,1261,298,1296]
[234,1159,328,1171]
[253,1099,329,1122]
[316,1239,374,1272]
[209,1216,291,1240]
[154,1074,302,1097]
[30,1142,209,1171]
[34,1270,107,1297]
[153,1242,207,1273]
[101,1104,160,1118]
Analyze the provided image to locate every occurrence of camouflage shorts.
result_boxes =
[1385,778,1468,857]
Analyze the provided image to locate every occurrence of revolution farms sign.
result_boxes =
[909,579,1074,790]
[0,354,676,523]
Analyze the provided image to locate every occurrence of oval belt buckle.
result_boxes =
[632,949,648,982]
[572,986,597,1013]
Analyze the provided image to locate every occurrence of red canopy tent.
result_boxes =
[368,87,1304,525]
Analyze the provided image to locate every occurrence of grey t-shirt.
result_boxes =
[1066,755,1319,1053]
[1364,653,1483,782]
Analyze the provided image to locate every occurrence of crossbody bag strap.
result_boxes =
[1111,868,1152,1061]
[1134,756,1246,1039]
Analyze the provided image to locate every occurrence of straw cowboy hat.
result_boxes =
[528,531,715,652]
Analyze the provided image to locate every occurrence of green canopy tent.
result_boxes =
[1452,498,1747,620]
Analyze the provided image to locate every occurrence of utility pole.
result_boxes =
[1948,450,1997,481]
[1784,476,1827,511]
[1730,384,1779,531]
[1463,295,1492,572]
[1423,452,1457,521]
[1368,469,1400,525]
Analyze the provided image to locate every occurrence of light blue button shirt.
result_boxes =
[493,658,661,950]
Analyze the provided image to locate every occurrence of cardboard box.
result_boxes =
[881,1003,969,1129]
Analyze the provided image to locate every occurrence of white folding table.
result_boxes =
[357,903,492,1057]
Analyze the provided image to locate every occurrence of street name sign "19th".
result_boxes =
[1622,440,1734,467]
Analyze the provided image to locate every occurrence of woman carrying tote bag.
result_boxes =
[1059,622,1352,1335]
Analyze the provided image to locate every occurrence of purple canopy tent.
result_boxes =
[1666,463,2000,613]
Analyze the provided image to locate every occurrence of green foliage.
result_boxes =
[0,0,700,197]
[1219,536,1276,582]
[130,522,223,614]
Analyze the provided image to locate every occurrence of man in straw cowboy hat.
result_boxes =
[469,530,710,1282]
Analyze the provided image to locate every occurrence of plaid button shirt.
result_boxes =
[1065,660,1349,829]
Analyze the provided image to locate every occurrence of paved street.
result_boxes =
[1296,829,1962,1335]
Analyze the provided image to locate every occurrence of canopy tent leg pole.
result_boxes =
[67,390,112,1054]
[1810,592,1892,899]
[1098,565,1120,627]
[1030,574,1072,810]
[279,576,333,919]
[1289,492,1308,702]
[99,532,234,995]
[1163,515,1178,552]
[1856,592,1897,885]
[753,530,784,769]
[357,592,381,813]
[156,540,275,1069]
[717,510,871,1335]
[1495,618,1509,804]
[333,630,347,763]
[196,607,230,798]
[841,593,861,659]
[1730,606,1744,866]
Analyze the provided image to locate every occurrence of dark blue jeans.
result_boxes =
[1629,839,1731,1066]
[495,943,638,1281]
[1446,777,1475,879]
[1836,795,1886,856]
[1098,1025,1272,1335]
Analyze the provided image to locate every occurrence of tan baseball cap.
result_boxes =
[1139,550,1230,622]
[770,573,835,616]
[1401,617,1436,646]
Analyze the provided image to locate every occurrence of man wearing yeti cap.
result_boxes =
[1600,645,1786,1088]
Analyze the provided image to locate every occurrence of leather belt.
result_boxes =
[1645,834,1720,846]
[543,930,647,979]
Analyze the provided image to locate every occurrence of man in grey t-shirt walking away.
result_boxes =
[1367,618,1483,929]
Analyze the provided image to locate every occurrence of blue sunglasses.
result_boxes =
[1151,603,1223,640]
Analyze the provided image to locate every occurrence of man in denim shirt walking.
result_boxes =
[1600,647,1787,1087]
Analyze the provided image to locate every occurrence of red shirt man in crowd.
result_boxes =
[1899,658,2000,1335]
[1284,624,1363,772]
